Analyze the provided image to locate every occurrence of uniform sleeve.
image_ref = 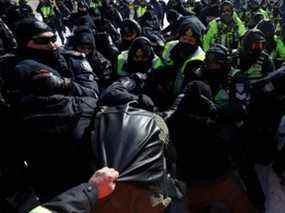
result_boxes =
[29,183,98,213]
[203,20,218,52]
[233,12,247,37]
[69,58,100,99]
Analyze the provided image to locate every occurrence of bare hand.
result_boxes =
[89,167,119,199]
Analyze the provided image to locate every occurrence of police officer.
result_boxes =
[18,0,34,18]
[166,80,255,213]
[230,29,275,213]
[203,0,246,51]
[116,36,161,77]
[69,0,92,28]
[157,16,206,97]
[11,59,99,203]
[119,19,142,51]
[202,44,233,109]
[232,29,274,79]
[14,18,99,99]
[240,0,269,28]
[68,26,113,89]
[257,20,285,68]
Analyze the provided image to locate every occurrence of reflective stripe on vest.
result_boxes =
[117,51,162,76]
[136,5,147,18]
[41,5,53,18]
[273,36,285,61]
[90,0,102,10]
[245,63,263,78]
[174,46,205,95]
[117,50,129,76]
[29,206,52,213]
[180,46,205,73]
[162,40,179,66]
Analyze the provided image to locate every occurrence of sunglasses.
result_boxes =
[32,35,57,45]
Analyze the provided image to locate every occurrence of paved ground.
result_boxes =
[256,165,285,213]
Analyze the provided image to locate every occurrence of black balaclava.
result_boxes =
[170,16,203,65]
[15,17,59,66]
[177,80,215,117]
[120,19,141,50]
[204,44,230,93]
[15,17,52,49]
[127,37,154,74]
[241,29,266,58]
[72,26,96,54]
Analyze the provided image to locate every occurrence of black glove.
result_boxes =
[31,70,71,96]
[137,94,155,112]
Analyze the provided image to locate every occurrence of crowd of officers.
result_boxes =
[1,0,285,212]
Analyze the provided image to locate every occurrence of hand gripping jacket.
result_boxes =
[88,101,169,184]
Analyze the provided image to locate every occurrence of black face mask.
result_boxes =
[205,69,225,92]
[170,42,197,65]
[121,39,134,51]
[221,13,232,24]
[248,48,263,59]
[24,48,63,71]
[127,60,152,74]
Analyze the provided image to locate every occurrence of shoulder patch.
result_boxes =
[81,60,93,72]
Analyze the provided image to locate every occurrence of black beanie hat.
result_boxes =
[15,17,52,48]
[73,26,96,49]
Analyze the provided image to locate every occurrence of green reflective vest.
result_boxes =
[40,5,54,19]
[174,46,205,94]
[203,13,246,51]
[161,40,205,95]
[272,36,285,62]
[116,50,162,76]
[136,5,147,18]
[90,0,102,11]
